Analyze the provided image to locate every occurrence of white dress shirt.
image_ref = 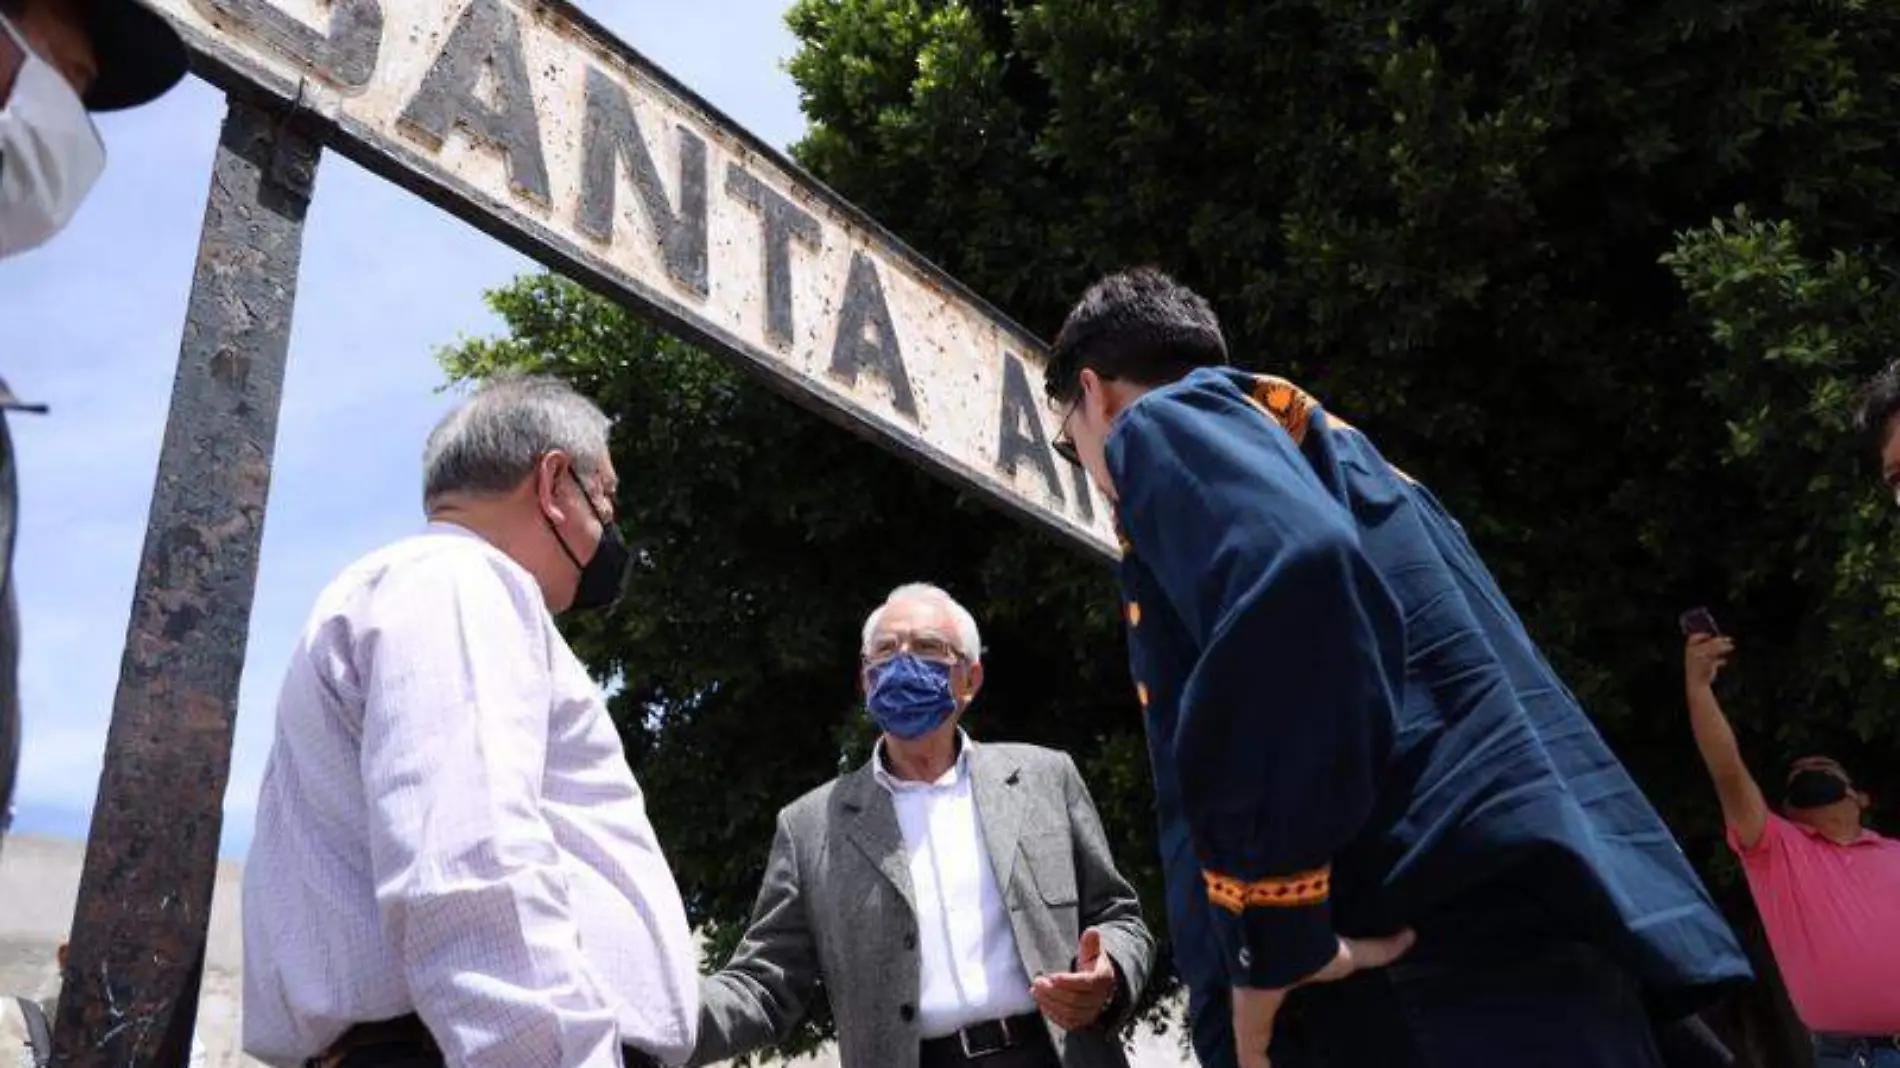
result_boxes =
[242,524,698,1068]
[872,734,1038,1038]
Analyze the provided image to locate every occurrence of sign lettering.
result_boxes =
[191,0,382,88]
[151,0,1116,556]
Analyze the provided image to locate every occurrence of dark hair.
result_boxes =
[1852,359,1900,452]
[1043,267,1229,405]
[0,0,25,16]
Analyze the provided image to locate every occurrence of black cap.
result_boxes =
[81,0,188,112]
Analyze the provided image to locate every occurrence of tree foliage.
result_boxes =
[780,0,1900,842]
[443,0,1900,1055]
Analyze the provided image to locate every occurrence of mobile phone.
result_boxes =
[1678,607,1721,638]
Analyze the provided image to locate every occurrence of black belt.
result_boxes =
[919,1012,1046,1063]
[311,1013,663,1068]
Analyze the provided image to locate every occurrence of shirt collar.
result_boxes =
[872,730,972,794]
[425,519,487,542]
[1789,819,1882,847]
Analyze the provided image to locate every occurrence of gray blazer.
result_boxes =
[691,741,1154,1068]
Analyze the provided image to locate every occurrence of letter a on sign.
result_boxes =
[995,353,1064,501]
[829,252,918,420]
[399,0,551,203]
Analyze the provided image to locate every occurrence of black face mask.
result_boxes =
[548,468,629,614]
[1785,769,1851,810]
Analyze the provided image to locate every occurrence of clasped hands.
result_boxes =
[1233,929,1417,1068]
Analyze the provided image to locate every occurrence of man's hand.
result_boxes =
[1233,929,1416,1068]
[1685,634,1734,692]
[1032,928,1118,1032]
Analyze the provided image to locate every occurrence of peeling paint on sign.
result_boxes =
[148,0,1117,556]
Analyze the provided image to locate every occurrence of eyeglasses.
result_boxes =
[863,632,964,667]
[1051,398,1082,469]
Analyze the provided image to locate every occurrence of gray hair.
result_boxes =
[423,373,611,506]
[861,583,983,663]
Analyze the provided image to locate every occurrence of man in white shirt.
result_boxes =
[691,584,1155,1068]
[242,374,699,1068]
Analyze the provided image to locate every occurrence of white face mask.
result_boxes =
[0,13,106,259]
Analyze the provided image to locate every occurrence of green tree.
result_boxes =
[779,0,1900,857]
[443,0,1900,1059]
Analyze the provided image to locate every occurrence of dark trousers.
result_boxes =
[315,1017,661,1068]
[1266,940,1664,1068]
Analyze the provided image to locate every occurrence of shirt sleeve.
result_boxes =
[1108,384,1403,990]
[1727,810,1791,864]
[357,549,622,1068]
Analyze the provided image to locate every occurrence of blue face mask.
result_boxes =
[866,654,960,740]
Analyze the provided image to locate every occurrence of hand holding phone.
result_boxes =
[1678,607,1721,639]
[1681,608,1733,689]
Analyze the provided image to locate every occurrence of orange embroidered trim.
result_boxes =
[1203,867,1331,913]
[1243,376,1418,487]
[1126,601,1142,627]
[1136,681,1151,709]
[1246,377,1319,445]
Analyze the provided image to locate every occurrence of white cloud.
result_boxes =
[3,0,804,859]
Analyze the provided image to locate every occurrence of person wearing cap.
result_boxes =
[0,0,187,849]
[0,0,188,255]
[1683,632,1900,1066]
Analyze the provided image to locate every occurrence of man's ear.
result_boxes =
[961,661,985,705]
[1078,366,1103,398]
[534,452,569,521]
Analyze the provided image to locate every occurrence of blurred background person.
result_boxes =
[1684,626,1900,1067]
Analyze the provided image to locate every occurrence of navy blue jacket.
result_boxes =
[1109,368,1749,1063]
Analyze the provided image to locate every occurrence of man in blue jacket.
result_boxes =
[1042,268,1749,1068]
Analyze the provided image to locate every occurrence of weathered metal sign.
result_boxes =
[149,0,1114,556]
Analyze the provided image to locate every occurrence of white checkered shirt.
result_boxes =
[242,523,698,1068]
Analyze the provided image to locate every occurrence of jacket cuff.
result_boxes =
[1101,953,1132,1027]
[1204,868,1337,989]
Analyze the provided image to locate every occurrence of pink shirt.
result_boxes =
[1728,814,1900,1035]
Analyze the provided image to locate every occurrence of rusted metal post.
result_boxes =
[51,94,319,1068]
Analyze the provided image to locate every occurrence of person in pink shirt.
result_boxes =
[1683,632,1900,1068]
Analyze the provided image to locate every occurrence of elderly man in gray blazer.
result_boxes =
[692,583,1155,1068]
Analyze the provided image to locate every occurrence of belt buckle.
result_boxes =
[958,1017,1012,1060]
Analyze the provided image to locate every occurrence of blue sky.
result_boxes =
[3,1,806,858]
